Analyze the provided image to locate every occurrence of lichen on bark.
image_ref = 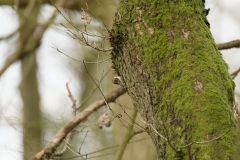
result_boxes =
[110,0,240,159]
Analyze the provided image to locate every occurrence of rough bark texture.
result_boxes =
[110,0,240,159]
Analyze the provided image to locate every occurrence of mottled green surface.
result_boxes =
[111,0,240,159]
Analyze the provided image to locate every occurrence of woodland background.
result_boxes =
[0,0,240,159]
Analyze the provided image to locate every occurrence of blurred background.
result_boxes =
[0,0,240,159]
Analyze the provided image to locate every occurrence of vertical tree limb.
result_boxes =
[114,105,138,160]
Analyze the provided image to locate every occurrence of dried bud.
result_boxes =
[96,113,112,129]
[112,76,124,86]
[81,10,92,24]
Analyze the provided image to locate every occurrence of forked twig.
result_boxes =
[55,83,77,156]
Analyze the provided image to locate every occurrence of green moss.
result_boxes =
[111,0,240,159]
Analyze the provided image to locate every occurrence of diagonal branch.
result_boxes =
[31,87,126,160]
[231,67,240,79]
[217,39,240,50]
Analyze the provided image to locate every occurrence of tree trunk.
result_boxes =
[110,0,240,159]
[18,2,42,159]
[20,53,41,160]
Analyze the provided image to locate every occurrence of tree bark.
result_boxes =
[111,0,240,159]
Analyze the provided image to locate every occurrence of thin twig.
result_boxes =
[60,137,149,160]
[52,43,111,64]
[55,83,77,156]
[114,101,145,131]
[0,27,19,41]
[0,0,68,76]
[83,60,143,132]
[66,82,77,116]
[51,0,113,52]
[231,67,240,79]
[31,87,126,160]
[140,118,167,141]
[116,114,144,131]
[179,125,231,149]
[79,130,89,153]
[77,68,111,110]
[66,143,86,160]
[83,62,112,110]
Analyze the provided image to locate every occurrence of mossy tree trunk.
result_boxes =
[111,0,240,159]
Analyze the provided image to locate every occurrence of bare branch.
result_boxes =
[231,67,240,79]
[52,43,111,64]
[54,83,77,156]
[0,27,19,41]
[217,39,240,50]
[66,83,77,116]
[51,1,113,52]
[62,137,149,159]
[77,68,111,110]
[0,0,68,76]
[31,87,126,160]
[0,0,80,9]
